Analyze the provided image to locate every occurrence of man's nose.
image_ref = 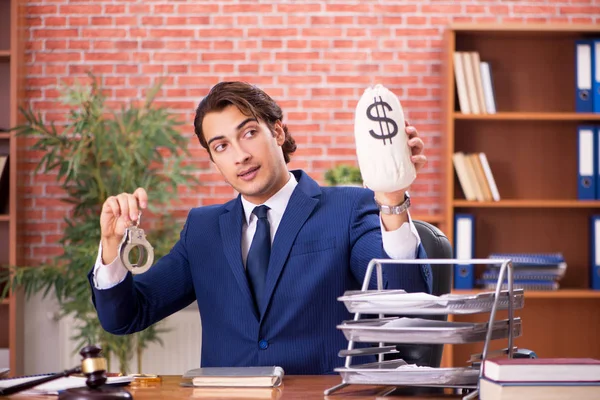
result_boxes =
[232,143,251,164]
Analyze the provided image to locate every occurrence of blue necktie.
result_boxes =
[246,205,271,313]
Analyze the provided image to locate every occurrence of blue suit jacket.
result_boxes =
[89,170,432,374]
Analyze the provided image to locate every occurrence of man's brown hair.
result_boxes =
[194,81,297,163]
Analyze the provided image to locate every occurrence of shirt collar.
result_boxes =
[240,172,298,225]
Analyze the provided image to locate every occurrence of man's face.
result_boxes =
[202,105,288,204]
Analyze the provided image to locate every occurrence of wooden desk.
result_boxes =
[17,376,462,399]
[112,376,459,399]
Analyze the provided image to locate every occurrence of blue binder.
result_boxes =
[597,126,600,199]
[454,213,474,289]
[590,215,600,290]
[578,126,596,200]
[594,40,600,113]
[575,40,594,112]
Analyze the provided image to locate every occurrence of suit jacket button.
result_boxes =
[258,339,269,350]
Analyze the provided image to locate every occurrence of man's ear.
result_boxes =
[273,120,285,146]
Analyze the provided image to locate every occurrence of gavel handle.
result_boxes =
[0,366,82,396]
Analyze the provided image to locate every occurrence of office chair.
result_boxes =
[384,220,453,395]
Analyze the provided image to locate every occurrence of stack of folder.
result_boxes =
[477,253,566,291]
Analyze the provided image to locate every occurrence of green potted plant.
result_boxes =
[324,164,363,187]
[2,74,197,375]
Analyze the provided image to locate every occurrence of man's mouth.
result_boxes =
[238,166,260,180]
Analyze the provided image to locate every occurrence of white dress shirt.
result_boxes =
[93,172,421,289]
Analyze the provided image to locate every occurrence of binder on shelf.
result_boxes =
[594,40,600,113]
[597,126,600,200]
[578,126,596,200]
[590,215,600,290]
[454,213,474,289]
[575,40,594,113]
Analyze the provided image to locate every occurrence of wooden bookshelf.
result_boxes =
[442,23,600,369]
[0,0,24,376]
[453,200,600,208]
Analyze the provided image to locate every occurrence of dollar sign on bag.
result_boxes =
[366,96,398,145]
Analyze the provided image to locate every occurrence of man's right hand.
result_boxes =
[100,188,148,265]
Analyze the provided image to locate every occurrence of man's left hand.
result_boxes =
[374,121,426,206]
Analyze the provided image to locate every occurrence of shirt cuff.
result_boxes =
[380,210,422,260]
[93,241,129,290]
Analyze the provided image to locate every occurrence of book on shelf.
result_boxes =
[453,50,496,114]
[0,155,8,213]
[0,155,7,179]
[453,151,500,202]
[461,51,481,114]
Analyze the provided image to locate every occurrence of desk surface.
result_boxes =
[49,376,460,399]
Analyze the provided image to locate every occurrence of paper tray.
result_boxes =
[338,317,522,344]
[338,289,524,315]
[335,360,479,387]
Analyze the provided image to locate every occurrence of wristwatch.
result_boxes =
[375,192,411,215]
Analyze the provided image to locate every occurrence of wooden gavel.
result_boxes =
[0,345,132,399]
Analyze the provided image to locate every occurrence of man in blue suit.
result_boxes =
[89,81,432,374]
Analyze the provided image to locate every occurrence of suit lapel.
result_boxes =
[260,171,320,319]
[219,197,259,321]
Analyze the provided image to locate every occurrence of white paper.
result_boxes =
[0,375,133,396]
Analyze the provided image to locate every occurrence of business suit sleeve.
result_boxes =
[87,217,196,335]
[348,189,432,294]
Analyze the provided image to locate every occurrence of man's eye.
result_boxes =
[214,143,226,152]
[244,129,257,138]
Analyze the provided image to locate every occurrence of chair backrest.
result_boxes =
[390,220,453,379]
[413,220,453,296]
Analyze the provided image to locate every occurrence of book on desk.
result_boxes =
[480,357,600,400]
[181,366,284,388]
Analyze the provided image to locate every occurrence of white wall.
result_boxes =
[24,293,202,376]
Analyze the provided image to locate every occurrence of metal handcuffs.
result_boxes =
[119,212,154,274]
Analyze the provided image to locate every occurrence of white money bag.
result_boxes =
[354,84,416,192]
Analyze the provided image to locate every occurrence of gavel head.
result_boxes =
[79,345,108,389]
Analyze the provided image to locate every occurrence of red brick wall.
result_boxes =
[20,0,600,264]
